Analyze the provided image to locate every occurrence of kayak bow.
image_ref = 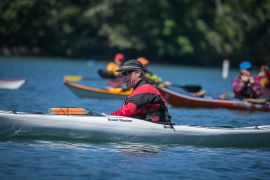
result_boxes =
[0,78,26,90]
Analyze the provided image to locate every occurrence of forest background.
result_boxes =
[1,0,270,67]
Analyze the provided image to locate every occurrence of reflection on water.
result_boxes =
[115,143,162,154]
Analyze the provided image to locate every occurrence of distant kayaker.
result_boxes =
[232,61,262,99]
[107,53,125,77]
[258,63,270,89]
[111,59,171,124]
[137,57,171,88]
[105,53,125,88]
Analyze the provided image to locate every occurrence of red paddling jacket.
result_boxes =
[111,79,171,123]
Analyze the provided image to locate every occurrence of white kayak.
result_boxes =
[0,110,270,147]
[0,78,26,90]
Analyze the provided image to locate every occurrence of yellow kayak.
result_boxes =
[64,81,132,99]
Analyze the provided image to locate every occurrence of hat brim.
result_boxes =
[116,66,143,72]
[240,66,252,70]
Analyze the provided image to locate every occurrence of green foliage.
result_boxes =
[0,0,270,65]
[177,36,194,55]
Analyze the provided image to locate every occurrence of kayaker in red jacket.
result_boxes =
[111,59,171,123]
[232,61,262,99]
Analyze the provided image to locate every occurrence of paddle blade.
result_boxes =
[64,76,83,82]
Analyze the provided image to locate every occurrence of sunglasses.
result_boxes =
[241,71,251,76]
[122,70,134,76]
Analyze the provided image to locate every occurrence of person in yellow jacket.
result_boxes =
[107,53,125,77]
[105,53,125,88]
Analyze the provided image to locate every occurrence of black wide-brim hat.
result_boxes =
[116,59,144,72]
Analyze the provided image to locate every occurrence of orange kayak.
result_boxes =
[64,81,131,99]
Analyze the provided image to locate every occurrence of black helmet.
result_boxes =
[117,59,144,72]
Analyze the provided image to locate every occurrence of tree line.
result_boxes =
[1,0,269,67]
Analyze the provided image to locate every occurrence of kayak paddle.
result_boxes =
[64,75,101,82]
[171,84,202,93]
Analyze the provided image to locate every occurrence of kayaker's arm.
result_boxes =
[111,103,137,117]
[232,78,246,95]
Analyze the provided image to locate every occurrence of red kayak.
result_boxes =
[158,88,270,112]
[262,88,270,99]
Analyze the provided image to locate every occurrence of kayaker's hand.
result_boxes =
[249,77,255,84]
[241,74,250,82]
[164,81,172,87]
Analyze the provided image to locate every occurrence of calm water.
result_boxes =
[0,57,270,179]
